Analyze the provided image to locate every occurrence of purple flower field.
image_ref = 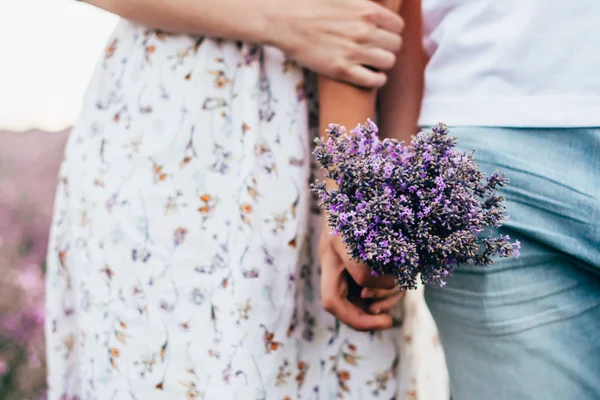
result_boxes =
[0,129,69,399]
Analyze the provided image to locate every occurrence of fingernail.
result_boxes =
[373,308,381,314]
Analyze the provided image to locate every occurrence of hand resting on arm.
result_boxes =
[82,0,404,88]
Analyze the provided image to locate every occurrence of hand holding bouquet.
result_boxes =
[313,121,520,290]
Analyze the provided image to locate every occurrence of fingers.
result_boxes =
[339,305,394,331]
[332,237,396,289]
[366,27,403,54]
[342,296,394,330]
[332,286,395,331]
[357,46,397,71]
[361,287,405,314]
[345,1,403,85]
[343,65,388,88]
[361,287,403,299]
[367,291,405,314]
[346,262,396,289]
[373,0,403,14]
[321,249,394,331]
[365,1,405,34]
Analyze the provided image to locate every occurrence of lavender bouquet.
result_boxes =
[312,121,520,290]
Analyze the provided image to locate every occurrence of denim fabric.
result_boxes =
[422,127,600,399]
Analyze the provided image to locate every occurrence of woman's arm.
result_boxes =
[83,0,269,43]
[82,0,405,88]
[378,0,426,142]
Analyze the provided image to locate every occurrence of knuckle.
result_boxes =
[354,270,370,286]
[331,60,351,80]
[383,280,397,290]
[346,44,362,61]
[322,297,335,313]
[360,3,380,23]
[352,23,373,43]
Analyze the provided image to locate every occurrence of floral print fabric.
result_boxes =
[46,20,448,399]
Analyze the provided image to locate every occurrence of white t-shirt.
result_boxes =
[418,0,600,127]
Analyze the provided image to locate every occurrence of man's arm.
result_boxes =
[378,0,427,142]
[318,0,404,136]
[317,0,404,332]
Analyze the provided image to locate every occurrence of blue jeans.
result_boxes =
[423,127,600,399]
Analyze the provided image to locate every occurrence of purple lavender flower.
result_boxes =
[312,121,520,290]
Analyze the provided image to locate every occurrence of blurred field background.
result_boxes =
[0,1,116,397]
[0,130,68,398]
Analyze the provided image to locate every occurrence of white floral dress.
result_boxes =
[45,20,448,400]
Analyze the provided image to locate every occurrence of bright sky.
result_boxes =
[0,1,118,132]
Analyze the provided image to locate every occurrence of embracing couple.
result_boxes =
[46,0,600,398]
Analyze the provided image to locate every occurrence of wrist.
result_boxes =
[260,0,290,49]
[199,0,273,45]
[247,0,273,45]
